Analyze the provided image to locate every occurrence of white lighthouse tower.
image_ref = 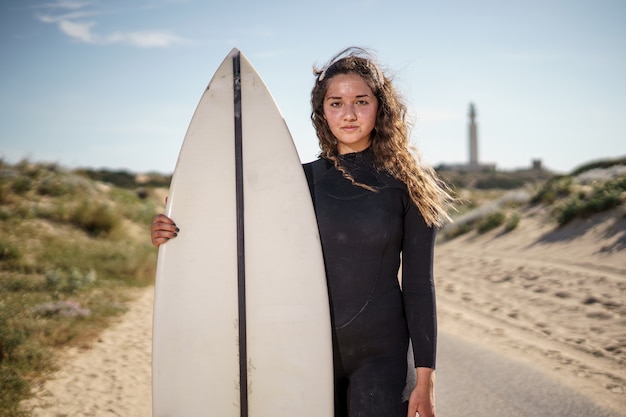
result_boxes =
[468,102,478,168]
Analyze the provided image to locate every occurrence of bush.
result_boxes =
[531,176,574,205]
[0,300,36,417]
[75,169,137,189]
[0,183,10,204]
[37,174,71,197]
[476,211,506,234]
[443,222,474,239]
[504,213,520,232]
[109,188,157,225]
[70,200,120,236]
[0,240,21,262]
[11,177,32,195]
[553,175,625,226]
[0,366,30,417]
[570,156,626,176]
[45,268,97,295]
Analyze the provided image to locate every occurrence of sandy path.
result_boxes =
[24,289,153,417]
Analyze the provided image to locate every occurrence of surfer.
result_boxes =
[151,47,452,417]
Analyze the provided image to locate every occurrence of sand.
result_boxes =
[23,289,154,417]
[436,207,626,414]
[22,208,626,416]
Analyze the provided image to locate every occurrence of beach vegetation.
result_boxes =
[443,159,626,241]
[442,189,531,240]
[530,176,574,205]
[437,166,552,191]
[553,173,626,226]
[476,211,506,234]
[442,221,474,240]
[0,160,161,416]
[504,212,520,232]
[569,156,626,176]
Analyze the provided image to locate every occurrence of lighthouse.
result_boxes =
[468,102,478,168]
[437,102,495,172]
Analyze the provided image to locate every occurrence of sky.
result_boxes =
[1,0,624,175]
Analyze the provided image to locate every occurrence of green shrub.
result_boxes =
[531,176,573,205]
[109,188,157,225]
[74,168,171,189]
[0,183,10,204]
[570,156,626,176]
[70,200,120,236]
[0,240,21,262]
[0,366,30,417]
[11,177,32,195]
[476,211,506,234]
[443,222,474,239]
[0,300,35,417]
[504,213,520,232]
[75,168,137,188]
[553,175,625,226]
[0,273,43,292]
[37,174,71,197]
[45,268,97,295]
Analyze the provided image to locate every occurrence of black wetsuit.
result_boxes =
[303,148,437,417]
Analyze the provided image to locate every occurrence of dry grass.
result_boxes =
[0,160,162,416]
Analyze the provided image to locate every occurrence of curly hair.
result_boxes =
[311,47,453,227]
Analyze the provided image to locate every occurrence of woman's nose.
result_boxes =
[343,104,356,121]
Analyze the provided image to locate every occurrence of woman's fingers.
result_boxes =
[151,214,179,247]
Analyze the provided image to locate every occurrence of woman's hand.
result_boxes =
[151,214,179,247]
[407,367,435,417]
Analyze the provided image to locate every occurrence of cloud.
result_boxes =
[58,19,96,43]
[34,0,188,48]
[34,0,93,10]
[114,31,187,48]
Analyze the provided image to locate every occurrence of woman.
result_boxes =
[152,48,452,417]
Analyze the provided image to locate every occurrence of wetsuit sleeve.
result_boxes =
[401,198,437,369]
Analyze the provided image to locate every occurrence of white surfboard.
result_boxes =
[152,49,334,417]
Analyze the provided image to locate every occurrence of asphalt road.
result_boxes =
[436,331,624,417]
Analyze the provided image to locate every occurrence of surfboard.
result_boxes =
[151,49,334,417]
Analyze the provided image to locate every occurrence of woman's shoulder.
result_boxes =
[302,158,329,169]
[302,158,333,181]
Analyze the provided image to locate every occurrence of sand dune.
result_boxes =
[22,208,626,416]
[436,207,626,414]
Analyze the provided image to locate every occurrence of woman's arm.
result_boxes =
[401,194,438,416]
[407,367,436,417]
[401,198,437,368]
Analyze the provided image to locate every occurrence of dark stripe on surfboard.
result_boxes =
[232,50,248,417]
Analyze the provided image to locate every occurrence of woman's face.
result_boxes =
[323,73,378,155]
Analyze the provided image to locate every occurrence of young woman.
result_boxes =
[151,48,452,417]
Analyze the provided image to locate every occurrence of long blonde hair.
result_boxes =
[311,47,453,227]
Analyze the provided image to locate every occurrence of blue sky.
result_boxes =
[1,0,624,174]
